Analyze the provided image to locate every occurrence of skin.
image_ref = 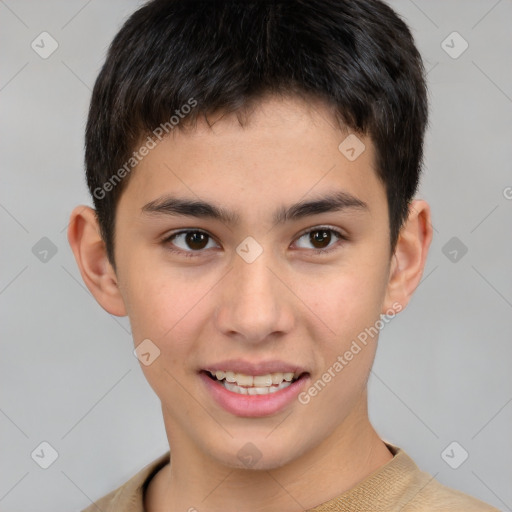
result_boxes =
[68,94,432,512]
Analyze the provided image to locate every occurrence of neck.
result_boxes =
[145,398,393,512]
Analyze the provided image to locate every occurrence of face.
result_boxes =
[113,95,398,469]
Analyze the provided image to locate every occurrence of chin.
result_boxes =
[209,434,312,471]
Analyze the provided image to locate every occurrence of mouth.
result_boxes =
[201,369,308,396]
[199,363,311,417]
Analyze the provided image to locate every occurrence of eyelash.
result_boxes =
[161,226,348,258]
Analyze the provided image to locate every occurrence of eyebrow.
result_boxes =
[141,191,368,227]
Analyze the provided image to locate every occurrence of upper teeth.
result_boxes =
[209,370,298,387]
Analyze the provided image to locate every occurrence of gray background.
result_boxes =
[1,1,511,511]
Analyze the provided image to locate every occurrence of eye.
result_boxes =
[162,230,219,257]
[162,226,347,258]
[293,226,347,255]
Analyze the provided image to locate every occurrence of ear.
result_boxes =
[67,206,127,317]
[381,199,433,314]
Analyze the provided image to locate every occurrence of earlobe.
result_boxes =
[67,206,127,317]
[381,199,433,315]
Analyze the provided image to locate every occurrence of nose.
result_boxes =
[214,248,295,344]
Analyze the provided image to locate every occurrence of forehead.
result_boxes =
[118,95,385,221]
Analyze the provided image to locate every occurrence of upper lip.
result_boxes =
[201,359,309,376]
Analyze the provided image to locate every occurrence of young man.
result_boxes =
[68,0,499,510]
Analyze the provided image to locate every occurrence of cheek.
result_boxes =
[122,263,219,374]
[123,271,206,398]
[298,259,388,404]
[297,280,382,428]
[303,262,387,341]
[119,250,192,338]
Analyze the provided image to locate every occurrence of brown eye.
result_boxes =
[309,230,332,249]
[294,226,346,255]
[184,231,209,250]
[163,230,219,256]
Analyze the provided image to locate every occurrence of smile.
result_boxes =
[205,370,302,395]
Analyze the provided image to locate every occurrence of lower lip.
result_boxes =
[199,372,309,417]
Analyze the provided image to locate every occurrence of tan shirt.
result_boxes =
[81,443,499,511]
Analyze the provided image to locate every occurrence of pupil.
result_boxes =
[186,232,208,250]
[311,230,330,248]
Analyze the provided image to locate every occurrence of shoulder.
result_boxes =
[399,457,500,511]
[80,452,171,512]
[364,442,500,511]
[81,487,120,512]
[307,442,500,512]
